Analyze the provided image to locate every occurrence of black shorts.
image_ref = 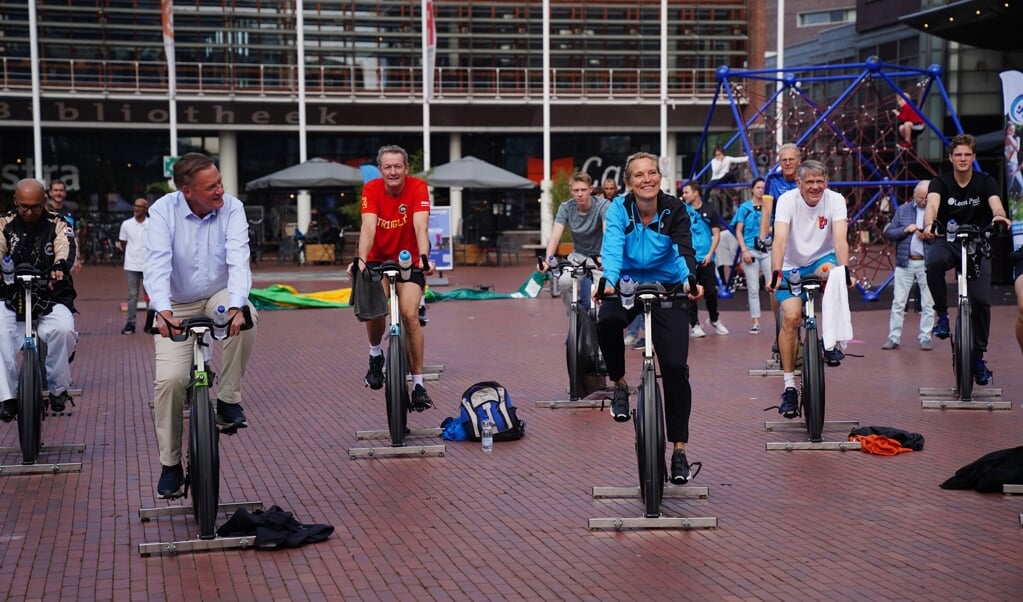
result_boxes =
[366,261,426,289]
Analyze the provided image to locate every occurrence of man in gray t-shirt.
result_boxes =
[541,172,609,311]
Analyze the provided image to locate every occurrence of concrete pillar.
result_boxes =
[448,133,463,240]
[219,130,239,197]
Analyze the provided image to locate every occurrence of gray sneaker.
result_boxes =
[881,338,899,350]
[920,340,933,351]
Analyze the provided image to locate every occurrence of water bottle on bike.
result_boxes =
[212,305,230,340]
[398,249,413,281]
[945,218,957,243]
[1,256,14,286]
[619,275,636,310]
[788,268,802,297]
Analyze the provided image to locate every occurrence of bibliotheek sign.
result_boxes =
[0,99,353,127]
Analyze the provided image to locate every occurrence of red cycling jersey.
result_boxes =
[360,176,431,264]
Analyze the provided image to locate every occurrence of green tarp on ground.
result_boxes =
[249,271,550,310]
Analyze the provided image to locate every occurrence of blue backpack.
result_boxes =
[453,381,525,442]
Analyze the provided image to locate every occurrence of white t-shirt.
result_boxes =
[774,188,847,270]
[119,216,148,272]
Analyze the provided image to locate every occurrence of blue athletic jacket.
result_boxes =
[600,191,697,287]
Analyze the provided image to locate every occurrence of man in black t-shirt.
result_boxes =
[681,181,728,337]
[922,134,1012,385]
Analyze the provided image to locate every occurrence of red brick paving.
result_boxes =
[1,262,1022,600]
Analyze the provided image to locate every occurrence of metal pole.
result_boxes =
[296,0,311,235]
[540,0,552,246]
[29,0,42,180]
[660,0,670,192]
[775,0,785,150]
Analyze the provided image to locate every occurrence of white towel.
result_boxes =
[821,265,853,351]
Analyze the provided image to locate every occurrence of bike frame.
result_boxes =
[15,271,46,465]
[555,256,602,401]
[798,277,826,443]
[375,260,416,447]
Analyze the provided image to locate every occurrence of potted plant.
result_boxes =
[549,169,575,255]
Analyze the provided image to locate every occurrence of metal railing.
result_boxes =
[1,57,722,100]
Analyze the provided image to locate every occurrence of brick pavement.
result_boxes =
[1,262,1022,601]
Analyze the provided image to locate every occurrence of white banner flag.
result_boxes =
[1000,70,1023,245]
[161,0,175,81]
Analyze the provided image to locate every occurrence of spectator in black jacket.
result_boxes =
[0,179,78,420]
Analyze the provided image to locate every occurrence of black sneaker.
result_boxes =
[933,313,950,339]
[670,449,691,485]
[418,304,428,327]
[0,398,16,423]
[216,399,248,432]
[157,463,185,499]
[610,383,630,422]
[411,384,433,411]
[365,354,385,390]
[48,390,73,413]
[779,387,799,419]
[823,346,844,367]
[121,322,136,335]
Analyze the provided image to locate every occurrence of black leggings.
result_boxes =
[925,239,991,354]
[688,262,720,325]
[597,296,693,443]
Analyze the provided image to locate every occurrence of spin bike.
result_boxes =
[544,254,606,402]
[621,278,699,517]
[142,305,253,541]
[348,255,444,458]
[922,222,1004,405]
[778,271,828,443]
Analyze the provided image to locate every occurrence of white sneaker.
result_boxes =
[623,334,637,347]
[690,323,707,338]
[709,319,730,335]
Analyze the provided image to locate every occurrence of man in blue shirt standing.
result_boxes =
[144,152,258,499]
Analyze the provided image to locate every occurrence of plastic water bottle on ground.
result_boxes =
[213,305,230,339]
[481,418,494,453]
[619,275,636,310]
[1,256,14,286]
[788,268,802,297]
[398,249,413,281]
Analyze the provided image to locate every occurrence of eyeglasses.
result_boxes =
[133,204,148,209]
[16,204,44,213]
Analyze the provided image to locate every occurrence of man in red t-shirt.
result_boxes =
[354,145,435,410]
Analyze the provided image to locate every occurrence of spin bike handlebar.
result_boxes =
[596,275,697,301]
[371,259,426,283]
[143,306,254,342]
[928,220,1005,243]
[539,254,601,278]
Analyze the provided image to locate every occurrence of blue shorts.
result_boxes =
[774,253,838,304]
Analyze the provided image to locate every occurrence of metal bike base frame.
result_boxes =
[748,368,802,377]
[588,484,716,530]
[918,386,1002,398]
[920,399,1012,410]
[0,443,86,475]
[918,386,1011,409]
[348,444,446,459]
[592,485,709,499]
[356,427,443,440]
[137,500,264,556]
[764,420,859,432]
[535,384,624,409]
[1004,484,1023,495]
[765,440,862,451]
[139,535,257,557]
